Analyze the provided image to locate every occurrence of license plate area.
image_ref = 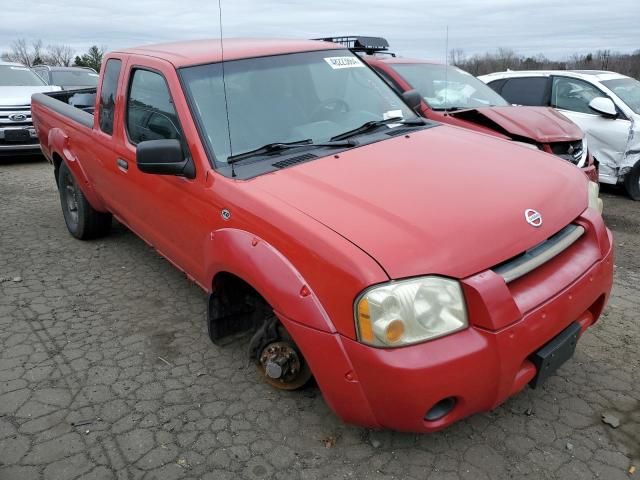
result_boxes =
[4,129,31,142]
[529,321,581,388]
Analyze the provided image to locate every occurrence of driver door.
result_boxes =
[109,63,210,282]
[551,76,631,179]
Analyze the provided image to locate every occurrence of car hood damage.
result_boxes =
[254,125,588,280]
[448,106,584,144]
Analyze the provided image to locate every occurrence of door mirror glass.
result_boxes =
[402,89,422,111]
[588,97,617,117]
[136,139,195,178]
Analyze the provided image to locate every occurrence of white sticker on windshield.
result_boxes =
[324,56,365,69]
[10,66,29,71]
[383,110,403,120]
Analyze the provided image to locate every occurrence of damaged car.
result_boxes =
[317,37,598,182]
[481,70,640,200]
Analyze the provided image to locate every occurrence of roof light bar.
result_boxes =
[314,36,394,56]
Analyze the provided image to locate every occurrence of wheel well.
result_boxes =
[207,272,271,344]
[52,152,63,186]
[209,272,313,389]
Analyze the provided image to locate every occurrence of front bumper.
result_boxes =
[281,224,613,432]
[0,126,40,155]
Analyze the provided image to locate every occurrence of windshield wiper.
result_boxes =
[330,117,425,141]
[227,139,356,165]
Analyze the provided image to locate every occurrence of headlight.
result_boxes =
[588,181,603,214]
[355,276,468,347]
[578,137,588,167]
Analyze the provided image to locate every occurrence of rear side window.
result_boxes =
[486,78,507,93]
[98,59,122,135]
[500,77,549,106]
[126,69,182,144]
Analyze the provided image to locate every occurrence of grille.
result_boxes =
[550,140,584,165]
[0,105,33,128]
[272,153,317,169]
[493,224,585,283]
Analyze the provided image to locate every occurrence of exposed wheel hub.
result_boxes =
[258,341,310,390]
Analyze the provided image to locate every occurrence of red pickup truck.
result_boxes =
[317,37,599,183]
[32,38,613,432]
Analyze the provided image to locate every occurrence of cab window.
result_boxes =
[551,77,606,114]
[499,77,550,106]
[126,69,182,144]
[98,59,122,135]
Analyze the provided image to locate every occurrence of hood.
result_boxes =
[0,85,60,106]
[449,106,583,144]
[253,125,588,280]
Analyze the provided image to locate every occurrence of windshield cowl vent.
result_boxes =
[272,153,317,169]
[385,128,414,137]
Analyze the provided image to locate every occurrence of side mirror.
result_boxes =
[588,97,617,118]
[402,89,423,111]
[136,139,195,179]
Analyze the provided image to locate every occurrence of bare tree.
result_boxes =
[496,47,517,70]
[453,49,640,79]
[2,38,47,66]
[46,44,75,66]
[449,48,466,67]
[5,38,31,65]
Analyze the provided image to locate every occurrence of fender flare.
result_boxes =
[48,128,109,212]
[205,228,336,333]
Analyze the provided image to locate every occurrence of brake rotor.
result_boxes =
[257,341,312,390]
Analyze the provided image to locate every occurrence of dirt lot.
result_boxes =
[0,157,638,480]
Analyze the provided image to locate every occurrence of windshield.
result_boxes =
[180,49,416,164]
[391,63,509,110]
[602,77,640,115]
[0,65,46,86]
[51,70,99,88]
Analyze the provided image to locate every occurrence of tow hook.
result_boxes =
[258,341,311,390]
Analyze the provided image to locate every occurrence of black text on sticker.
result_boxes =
[324,57,365,69]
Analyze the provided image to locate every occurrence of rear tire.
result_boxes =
[58,161,112,239]
[624,161,640,201]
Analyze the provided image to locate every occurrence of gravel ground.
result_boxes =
[0,157,638,480]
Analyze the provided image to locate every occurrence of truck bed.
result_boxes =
[32,88,97,129]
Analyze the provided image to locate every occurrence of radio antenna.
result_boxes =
[217,0,235,177]
[444,25,449,116]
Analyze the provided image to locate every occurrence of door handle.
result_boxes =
[117,158,128,171]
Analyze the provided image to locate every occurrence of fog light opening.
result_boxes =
[424,397,457,422]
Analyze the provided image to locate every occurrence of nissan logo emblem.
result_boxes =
[525,209,543,227]
[8,113,27,122]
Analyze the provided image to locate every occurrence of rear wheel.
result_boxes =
[624,161,640,201]
[58,162,112,239]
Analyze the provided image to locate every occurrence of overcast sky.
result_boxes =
[2,0,638,61]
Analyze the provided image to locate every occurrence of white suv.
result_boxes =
[0,61,60,156]
[479,70,640,200]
